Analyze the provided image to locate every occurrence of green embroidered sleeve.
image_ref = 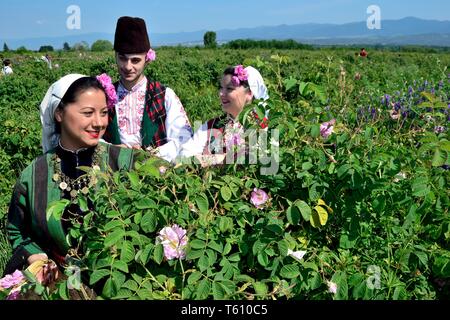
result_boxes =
[6,180,45,258]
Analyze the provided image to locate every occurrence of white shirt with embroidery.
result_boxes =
[115,76,193,162]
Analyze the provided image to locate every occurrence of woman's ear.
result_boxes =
[54,108,63,123]
[246,90,254,105]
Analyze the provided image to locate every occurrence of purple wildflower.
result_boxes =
[320,119,336,139]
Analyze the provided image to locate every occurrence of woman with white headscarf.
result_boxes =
[4,73,136,281]
[179,65,269,165]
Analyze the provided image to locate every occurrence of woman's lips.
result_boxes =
[87,131,100,139]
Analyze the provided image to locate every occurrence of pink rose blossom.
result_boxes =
[159,166,167,175]
[146,49,156,62]
[327,281,337,294]
[320,119,336,139]
[0,270,24,289]
[250,188,269,209]
[96,73,117,109]
[6,288,21,300]
[157,224,188,260]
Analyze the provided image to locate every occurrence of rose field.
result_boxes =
[0,47,449,300]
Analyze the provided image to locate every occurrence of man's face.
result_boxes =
[115,52,147,88]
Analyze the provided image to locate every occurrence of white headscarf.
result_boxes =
[39,74,86,153]
[245,66,269,101]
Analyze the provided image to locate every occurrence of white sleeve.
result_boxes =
[179,121,209,158]
[156,88,193,162]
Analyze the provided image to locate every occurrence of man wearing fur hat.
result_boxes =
[103,16,193,162]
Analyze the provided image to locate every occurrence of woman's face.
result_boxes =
[219,74,253,119]
[116,52,146,88]
[55,88,108,151]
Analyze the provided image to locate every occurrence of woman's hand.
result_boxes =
[26,255,60,286]
[27,253,48,265]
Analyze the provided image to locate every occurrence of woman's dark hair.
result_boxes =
[3,59,11,66]
[223,66,249,88]
[55,76,107,133]
[60,76,106,106]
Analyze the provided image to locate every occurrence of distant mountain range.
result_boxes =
[2,17,450,50]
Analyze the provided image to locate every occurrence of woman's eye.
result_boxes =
[131,59,141,64]
[83,112,93,116]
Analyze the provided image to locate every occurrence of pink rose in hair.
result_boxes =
[96,73,118,109]
[146,49,156,62]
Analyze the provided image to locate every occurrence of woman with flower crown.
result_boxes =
[3,73,136,283]
[180,65,269,166]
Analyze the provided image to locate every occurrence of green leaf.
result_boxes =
[127,172,140,190]
[198,254,210,272]
[412,177,430,197]
[414,251,428,267]
[440,140,450,151]
[311,124,320,138]
[220,186,232,202]
[46,199,70,221]
[120,241,135,263]
[140,211,157,233]
[277,239,289,256]
[106,210,121,218]
[433,255,450,277]
[139,244,153,265]
[257,251,269,267]
[299,81,308,96]
[331,271,348,300]
[102,277,118,299]
[153,243,164,265]
[190,239,206,249]
[253,282,268,297]
[186,249,203,260]
[219,217,233,233]
[212,282,226,300]
[90,269,110,285]
[104,220,123,231]
[104,229,125,247]
[265,224,283,235]
[432,148,447,167]
[135,198,157,209]
[295,200,311,221]
[283,77,298,92]
[196,195,209,213]
[112,260,129,273]
[280,264,300,279]
[196,279,211,299]
[337,164,351,178]
[208,241,223,253]
[287,205,300,225]
[187,271,203,285]
[78,195,88,212]
[122,280,139,292]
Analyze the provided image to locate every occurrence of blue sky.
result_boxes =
[1,0,449,39]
